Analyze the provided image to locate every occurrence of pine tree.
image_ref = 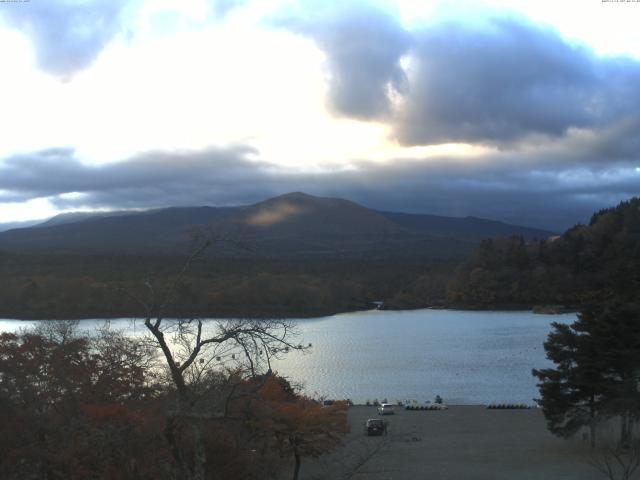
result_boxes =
[584,302,640,447]
[533,320,605,446]
[533,300,640,447]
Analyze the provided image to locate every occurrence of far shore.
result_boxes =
[1,303,577,322]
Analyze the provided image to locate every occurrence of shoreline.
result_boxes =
[0,303,576,322]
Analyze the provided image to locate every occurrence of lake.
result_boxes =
[0,308,575,405]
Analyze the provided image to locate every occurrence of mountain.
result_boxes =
[35,210,140,228]
[377,211,551,242]
[0,220,41,233]
[0,192,555,258]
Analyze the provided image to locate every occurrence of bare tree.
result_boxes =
[127,240,308,480]
[584,420,640,480]
[586,441,640,480]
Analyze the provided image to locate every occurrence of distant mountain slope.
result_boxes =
[378,211,553,242]
[0,206,237,254]
[0,220,41,233]
[0,192,555,258]
[35,211,139,228]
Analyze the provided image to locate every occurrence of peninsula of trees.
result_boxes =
[449,197,640,310]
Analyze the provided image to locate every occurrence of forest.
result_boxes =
[448,198,640,310]
[0,255,456,319]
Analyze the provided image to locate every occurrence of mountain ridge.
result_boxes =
[0,192,555,257]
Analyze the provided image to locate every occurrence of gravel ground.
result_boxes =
[298,405,605,480]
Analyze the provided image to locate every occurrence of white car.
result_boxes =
[378,403,395,415]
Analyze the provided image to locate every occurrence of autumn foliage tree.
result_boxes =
[0,324,349,480]
[248,376,350,480]
[118,240,316,479]
[0,323,165,479]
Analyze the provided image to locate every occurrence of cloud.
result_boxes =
[276,5,640,147]
[0,0,132,77]
[0,145,277,208]
[1,144,638,231]
[0,0,245,78]
[396,17,640,146]
[274,1,410,118]
[2,2,637,232]
[211,0,246,18]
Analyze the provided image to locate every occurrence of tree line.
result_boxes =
[0,255,456,319]
[449,198,640,309]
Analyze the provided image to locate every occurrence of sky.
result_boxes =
[0,0,639,231]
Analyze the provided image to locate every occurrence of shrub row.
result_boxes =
[405,404,448,411]
[486,403,531,409]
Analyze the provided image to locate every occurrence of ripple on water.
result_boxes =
[1,309,575,404]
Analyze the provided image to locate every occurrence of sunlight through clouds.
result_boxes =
[0,0,639,228]
[0,197,59,223]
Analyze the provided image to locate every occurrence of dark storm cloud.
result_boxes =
[0,0,131,77]
[274,1,411,118]
[276,5,640,147]
[397,18,640,146]
[333,159,639,231]
[2,145,638,231]
[0,145,278,208]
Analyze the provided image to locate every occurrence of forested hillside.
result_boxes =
[448,198,640,309]
[0,254,455,319]
[4,198,638,319]
[0,192,558,319]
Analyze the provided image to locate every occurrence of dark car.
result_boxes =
[365,418,386,436]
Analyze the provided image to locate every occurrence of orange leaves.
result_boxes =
[251,375,350,459]
[1,325,347,479]
[0,328,167,479]
[259,375,292,402]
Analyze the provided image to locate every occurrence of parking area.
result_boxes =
[300,405,603,480]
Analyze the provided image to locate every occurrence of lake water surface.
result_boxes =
[0,309,575,405]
